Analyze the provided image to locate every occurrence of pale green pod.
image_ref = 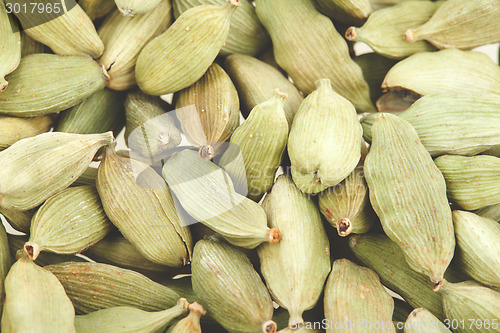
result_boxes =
[258,176,330,326]
[98,1,172,91]
[175,63,240,150]
[255,0,374,113]
[135,1,240,95]
[166,302,205,333]
[405,0,500,50]
[476,203,500,222]
[219,91,289,202]
[324,259,395,333]
[0,131,114,211]
[482,145,500,158]
[0,54,107,117]
[114,0,163,15]
[439,281,500,333]
[382,49,500,96]
[404,308,451,333]
[452,210,500,288]
[56,88,125,136]
[0,223,11,315]
[354,53,398,104]
[1,256,76,332]
[0,115,53,151]
[20,31,48,56]
[15,0,104,58]
[45,261,186,313]
[0,2,21,91]
[364,113,455,284]
[224,53,303,125]
[0,207,33,233]
[79,0,116,20]
[434,155,500,210]
[173,0,270,56]
[345,1,438,59]
[75,298,189,333]
[288,79,363,194]
[24,186,113,260]
[162,149,281,249]
[192,239,277,333]
[97,145,192,267]
[314,0,372,24]
[72,167,98,187]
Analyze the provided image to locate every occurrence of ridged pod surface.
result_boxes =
[0,2,20,92]
[255,0,375,112]
[0,207,33,233]
[114,0,163,16]
[324,259,395,333]
[405,0,500,50]
[135,1,239,95]
[434,155,500,210]
[364,113,454,284]
[0,54,107,117]
[477,203,500,222]
[173,0,270,56]
[404,308,451,333]
[192,239,277,333]
[314,0,372,24]
[79,0,116,20]
[0,224,10,315]
[0,115,53,151]
[345,1,438,59]
[0,131,113,211]
[258,176,330,326]
[288,79,362,194]
[354,53,397,104]
[166,302,205,333]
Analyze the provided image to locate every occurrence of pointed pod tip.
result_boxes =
[345,27,358,41]
[177,298,190,311]
[0,79,8,92]
[24,242,40,260]
[273,88,288,101]
[315,78,331,90]
[404,29,416,43]
[432,279,445,292]
[348,234,360,248]
[267,228,281,243]
[336,218,352,237]
[229,0,241,7]
[262,320,277,333]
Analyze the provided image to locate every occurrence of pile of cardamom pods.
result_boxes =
[0,0,499,332]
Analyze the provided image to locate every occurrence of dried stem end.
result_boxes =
[267,228,281,243]
[345,27,358,41]
[433,279,445,292]
[262,320,277,333]
[336,218,353,237]
[24,242,40,260]
[404,29,416,43]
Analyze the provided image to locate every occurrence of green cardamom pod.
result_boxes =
[136,1,240,95]
[0,115,53,151]
[79,0,116,20]
[375,90,419,113]
[0,208,33,233]
[0,54,107,117]
[20,30,48,56]
[314,0,372,25]
[354,53,398,104]
[166,302,205,333]
[163,149,281,248]
[0,2,20,91]
[324,259,395,333]
[114,0,163,16]
[255,0,375,112]
[434,155,500,210]
[72,166,98,187]
[476,203,500,222]
[0,223,11,316]
[392,298,413,324]
[288,79,363,194]
[404,308,451,333]
[192,239,277,333]
[0,131,114,211]
[364,113,455,284]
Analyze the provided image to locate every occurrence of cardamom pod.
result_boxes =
[1,255,76,332]
[288,79,363,194]
[0,223,11,316]
[364,113,455,284]
[345,1,438,59]
[255,0,375,112]
[192,239,277,333]
[173,0,270,56]
[14,0,104,58]
[392,298,413,324]
[0,207,33,233]
[75,298,189,333]
[354,53,397,104]
[20,30,48,56]
[434,155,500,210]
[405,0,500,50]
[0,3,20,91]
[114,0,163,16]
[72,167,98,187]
[476,203,500,222]
[162,149,280,248]
[0,131,114,211]
[0,54,107,117]
[97,145,192,266]
[314,0,372,24]
[135,1,240,95]
[375,90,419,113]
[98,1,172,91]
[166,302,205,333]
[79,0,115,20]
[324,259,395,333]
[0,115,53,151]
[404,308,451,333]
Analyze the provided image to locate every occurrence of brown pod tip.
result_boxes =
[178,298,190,311]
[267,228,281,243]
[336,218,353,237]
[432,279,445,292]
[0,79,8,92]
[404,29,416,43]
[188,302,207,316]
[198,145,215,160]
[274,88,288,101]
[345,27,358,41]
[229,0,241,7]
[24,242,40,260]
[262,320,277,333]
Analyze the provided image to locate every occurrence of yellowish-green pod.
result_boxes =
[1,256,76,332]
[345,1,438,59]
[434,155,500,210]
[192,239,277,333]
[258,175,330,327]
[476,203,500,222]
[24,186,113,260]
[114,0,163,16]
[173,0,270,56]
[166,302,205,333]
[14,0,104,58]
[20,31,48,56]
[220,91,289,202]
[135,1,240,95]
[288,79,362,194]
[75,298,189,333]
[405,0,500,50]
[97,145,192,267]
[0,115,53,151]
[0,1,20,92]
[255,0,375,113]
[175,63,240,151]
[72,166,98,187]
[0,131,114,211]
[98,1,172,91]
[324,259,395,333]
[438,280,500,333]
[0,223,11,316]
[314,0,372,24]
[224,53,303,125]
[382,49,500,96]
[452,210,500,288]
[79,0,116,20]
[0,207,33,233]
[0,54,107,117]
[404,308,451,333]
[364,113,455,284]
[354,53,397,104]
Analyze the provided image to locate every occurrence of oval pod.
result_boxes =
[0,115,53,151]
[314,0,372,24]
[0,3,20,91]
[79,0,116,20]
[404,308,451,333]
[166,302,205,333]
[114,0,163,16]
